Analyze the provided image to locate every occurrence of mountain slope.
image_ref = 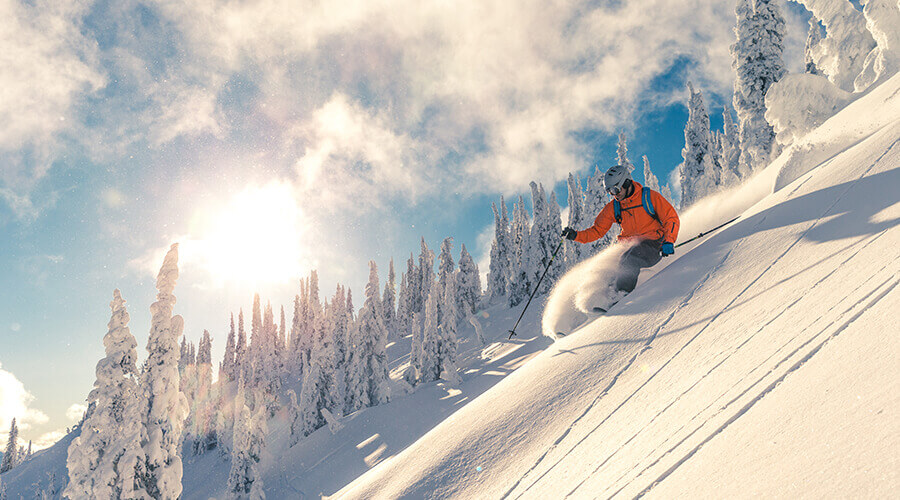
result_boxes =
[337,74,900,498]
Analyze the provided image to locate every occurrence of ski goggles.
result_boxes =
[607,185,623,196]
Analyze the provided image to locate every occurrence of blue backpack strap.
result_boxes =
[613,200,622,224]
[641,187,661,224]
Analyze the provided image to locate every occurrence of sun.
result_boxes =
[189,182,310,286]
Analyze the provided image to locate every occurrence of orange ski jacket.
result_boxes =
[575,181,680,244]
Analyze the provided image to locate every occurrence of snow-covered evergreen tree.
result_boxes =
[1,419,17,474]
[226,397,266,500]
[616,131,634,170]
[135,243,190,499]
[565,173,586,266]
[794,0,875,92]
[528,183,563,294]
[721,108,743,185]
[487,197,511,302]
[331,286,350,405]
[235,309,247,383]
[436,237,456,326]
[855,0,900,92]
[396,271,411,338]
[349,262,391,410]
[300,302,340,436]
[418,283,441,384]
[732,0,787,174]
[223,313,237,382]
[278,306,286,361]
[438,276,460,385]
[805,16,822,75]
[642,157,660,192]
[583,165,616,253]
[404,253,420,320]
[680,82,721,207]
[65,289,143,499]
[456,244,481,320]
[417,239,435,317]
[507,195,531,307]
[287,390,302,447]
[382,258,396,338]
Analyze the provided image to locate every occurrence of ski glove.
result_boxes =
[661,242,675,257]
[562,227,578,240]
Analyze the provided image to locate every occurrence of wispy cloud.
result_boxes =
[0,0,105,217]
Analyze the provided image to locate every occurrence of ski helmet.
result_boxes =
[604,165,632,195]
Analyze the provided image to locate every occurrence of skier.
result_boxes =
[562,164,680,311]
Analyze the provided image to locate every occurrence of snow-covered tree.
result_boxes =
[331,286,350,404]
[732,0,787,174]
[417,284,442,384]
[583,165,616,253]
[855,0,900,92]
[396,271,411,338]
[488,197,511,302]
[65,289,143,499]
[616,131,634,169]
[805,16,822,75]
[300,302,340,436]
[1,419,18,474]
[417,239,435,316]
[287,390,302,447]
[565,173,586,266]
[436,237,456,326]
[222,314,237,382]
[439,277,461,385]
[346,262,391,412]
[135,243,190,499]
[382,258,396,338]
[528,182,564,294]
[721,108,743,185]
[456,244,481,319]
[235,309,247,382]
[793,0,875,92]
[226,396,266,500]
[681,82,721,207]
[642,157,660,192]
[278,306,286,361]
[404,253,420,320]
[507,195,531,307]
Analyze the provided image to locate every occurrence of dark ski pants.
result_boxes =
[616,238,663,293]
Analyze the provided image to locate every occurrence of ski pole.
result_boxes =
[508,236,566,340]
[674,216,740,249]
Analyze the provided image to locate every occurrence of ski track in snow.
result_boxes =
[619,140,900,498]
[511,135,899,498]
[635,275,898,499]
[503,223,753,499]
[598,231,895,499]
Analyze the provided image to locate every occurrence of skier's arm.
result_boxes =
[575,203,615,243]
[653,191,680,242]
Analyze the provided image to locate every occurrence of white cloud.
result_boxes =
[0,362,49,448]
[0,0,105,216]
[65,403,88,423]
[32,429,67,451]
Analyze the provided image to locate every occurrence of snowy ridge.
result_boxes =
[337,73,900,498]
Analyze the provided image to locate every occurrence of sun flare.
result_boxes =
[189,182,310,286]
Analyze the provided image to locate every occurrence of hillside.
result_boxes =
[336,74,900,498]
[2,64,898,500]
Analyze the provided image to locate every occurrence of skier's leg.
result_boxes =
[615,239,662,293]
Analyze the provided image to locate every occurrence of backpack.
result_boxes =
[613,187,662,225]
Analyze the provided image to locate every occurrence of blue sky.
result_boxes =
[0,0,811,448]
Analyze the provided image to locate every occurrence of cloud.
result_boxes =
[32,429,67,451]
[138,0,758,198]
[66,403,88,423]
[0,0,105,216]
[0,362,49,448]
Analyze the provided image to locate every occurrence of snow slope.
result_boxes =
[3,71,897,500]
[337,73,900,498]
